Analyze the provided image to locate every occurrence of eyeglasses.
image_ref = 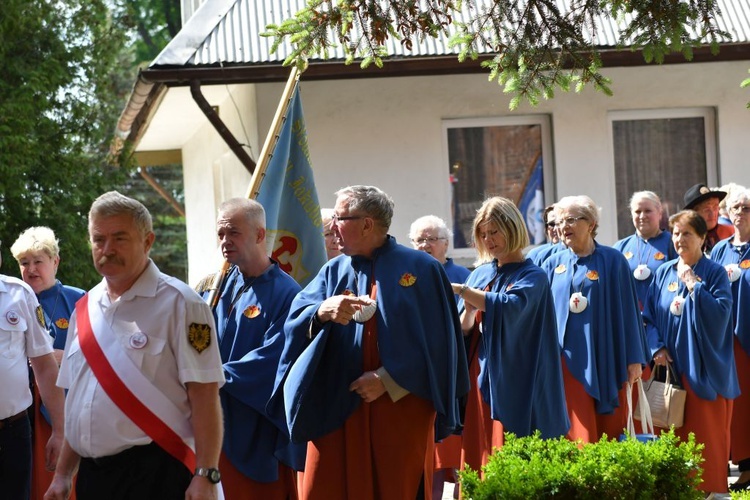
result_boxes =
[331,213,365,223]
[555,216,586,227]
[412,237,447,245]
[730,205,750,215]
[545,222,556,229]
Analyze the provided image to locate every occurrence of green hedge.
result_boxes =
[458,429,704,499]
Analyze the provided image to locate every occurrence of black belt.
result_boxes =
[82,442,160,468]
[0,410,28,430]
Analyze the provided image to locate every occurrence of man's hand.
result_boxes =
[349,371,387,402]
[317,295,375,325]
[185,476,218,500]
[43,474,72,500]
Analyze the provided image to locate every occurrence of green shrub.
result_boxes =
[459,429,704,499]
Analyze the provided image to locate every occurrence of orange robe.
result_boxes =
[731,337,750,465]
[31,385,76,500]
[675,376,733,493]
[562,359,629,443]
[299,286,435,500]
[219,453,297,500]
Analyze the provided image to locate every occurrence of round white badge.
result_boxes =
[670,296,685,316]
[726,263,741,283]
[129,332,149,349]
[569,292,588,313]
[5,310,20,325]
[633,265,652,281]
[352,296,377,323]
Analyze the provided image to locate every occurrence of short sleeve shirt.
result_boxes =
[58,261,225,457]
[0,275,54,419]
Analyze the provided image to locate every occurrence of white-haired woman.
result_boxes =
[409,214,469,497]
[542,195,648,443]
[613,191,676,310]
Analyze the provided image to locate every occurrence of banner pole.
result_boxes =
[206,65,305,308]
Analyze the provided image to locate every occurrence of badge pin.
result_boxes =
[554,264,566,274]
[569,292,588,313]
[6,310,20,325]
[399,273,417,287]
[586,270,599,281]
[741,260,750,270]
[667,281,679,292]
[624,251,633,260]
[654,252,665,261]
[633,264,652,281]
[129,332,148,349]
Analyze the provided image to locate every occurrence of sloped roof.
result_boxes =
[114,0,750,154]
[153,0,750,68]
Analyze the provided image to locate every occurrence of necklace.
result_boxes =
[569,263,591,313]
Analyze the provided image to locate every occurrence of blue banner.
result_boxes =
[257,85,327,287]
[517,156,546,245]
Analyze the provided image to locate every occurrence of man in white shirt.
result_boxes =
[44,191,225,500]
[0,248,64,500]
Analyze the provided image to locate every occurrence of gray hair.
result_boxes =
[727,188,750,209]
[218,198,266,228]
[11,226,60,260]
[409,215,453,240]
[321,208,335,230]
[89,191,153,237]
[556,195,600,238]
[335,185,394,230]
[629,191,663,213]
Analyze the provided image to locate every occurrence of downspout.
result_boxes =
[189,80,256,175]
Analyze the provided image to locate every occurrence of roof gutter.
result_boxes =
[189,80,256,175]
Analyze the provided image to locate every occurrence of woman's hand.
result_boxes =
[652,347,672,367]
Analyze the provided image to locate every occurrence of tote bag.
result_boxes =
[635,363,686,429]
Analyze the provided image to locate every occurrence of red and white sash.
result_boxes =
[75,293,196,472]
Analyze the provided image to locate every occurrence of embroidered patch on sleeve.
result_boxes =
[36,306,47,329]
[188,323,212,353]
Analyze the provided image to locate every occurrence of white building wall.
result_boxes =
[183,84,258,284]
[182,60,750,280]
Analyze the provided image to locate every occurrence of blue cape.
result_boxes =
[613,231,676,308]
[526,241,565,267]
[38,280,85,350]
[643,256,739,400]
[207,262,304,480]
[467,259,569,438]
[542,243,649,413]
[278,236,470,443]
[711,238,750,355]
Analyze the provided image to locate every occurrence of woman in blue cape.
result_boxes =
[453,197,569,473]
[712,187,750,491]
[613,191,676,310]
[526,204,565,266]
[644,209,738,495]
[542,195,648,443]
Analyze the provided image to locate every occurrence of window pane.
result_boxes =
[612,116,709,239]
[448,124,546,248]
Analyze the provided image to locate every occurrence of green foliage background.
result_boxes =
[0,0,187,288]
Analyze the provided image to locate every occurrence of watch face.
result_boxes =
[208,468,221,484]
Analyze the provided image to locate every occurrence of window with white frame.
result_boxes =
[609,108,717,240]
[444,116,555,257]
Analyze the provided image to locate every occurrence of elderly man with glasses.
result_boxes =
[272,185,470,500]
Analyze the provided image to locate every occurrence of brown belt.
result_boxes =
[0,409,27,431]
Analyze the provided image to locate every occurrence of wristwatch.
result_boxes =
[194,467,221,484]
